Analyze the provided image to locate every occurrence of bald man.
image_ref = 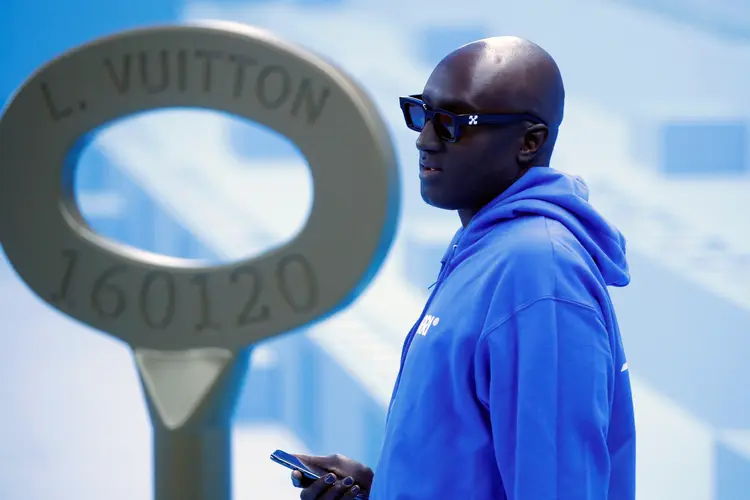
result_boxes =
[290,37,636,500]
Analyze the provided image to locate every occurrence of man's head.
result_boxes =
[401,36,565,221]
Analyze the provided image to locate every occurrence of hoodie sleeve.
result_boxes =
[474,296,614,500]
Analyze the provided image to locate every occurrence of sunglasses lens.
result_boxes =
[432,112,457,141]
[402,100,459,141]
[404,102,426,130]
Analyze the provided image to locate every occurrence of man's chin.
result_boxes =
[420,187,461,211]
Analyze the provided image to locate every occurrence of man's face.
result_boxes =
[413,65,527,213]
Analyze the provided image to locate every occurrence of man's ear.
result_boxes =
[518,124,549,164]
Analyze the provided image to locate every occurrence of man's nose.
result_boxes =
[416,120,442,152]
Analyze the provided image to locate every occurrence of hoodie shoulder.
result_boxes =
[483,215,607,313]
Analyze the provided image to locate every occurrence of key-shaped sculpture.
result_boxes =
[0,21,400,500]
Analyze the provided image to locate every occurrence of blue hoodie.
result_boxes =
[370,167,635,500]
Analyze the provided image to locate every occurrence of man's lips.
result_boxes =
[420,163,442,172]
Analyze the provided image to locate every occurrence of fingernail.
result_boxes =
[351,485,361,494]
[343,476,354,487]
[325,473,336,484]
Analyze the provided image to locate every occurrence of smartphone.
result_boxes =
[271,449,367,498]
[270,449,325,481]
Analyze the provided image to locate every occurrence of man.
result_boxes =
[291,36,636,499]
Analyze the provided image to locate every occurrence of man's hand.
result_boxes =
[291,453,374,499]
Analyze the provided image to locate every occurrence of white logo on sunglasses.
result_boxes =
[468,115,478,125]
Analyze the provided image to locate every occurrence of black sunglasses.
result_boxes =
[398,94,545,143]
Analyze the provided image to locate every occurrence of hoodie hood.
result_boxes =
[451,166,630,287]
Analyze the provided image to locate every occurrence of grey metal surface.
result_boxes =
[0,21,400,350]
[0,21,400,500]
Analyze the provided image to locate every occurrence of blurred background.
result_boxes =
[2,0,750,499]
